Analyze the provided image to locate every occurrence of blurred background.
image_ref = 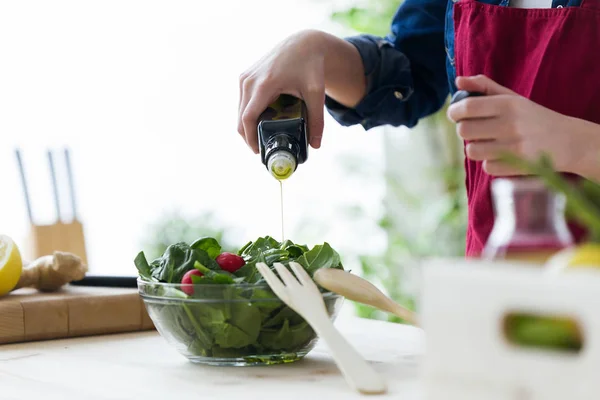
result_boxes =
[0,0,466,322]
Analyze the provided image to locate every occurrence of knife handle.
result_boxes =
[70,276,138,288]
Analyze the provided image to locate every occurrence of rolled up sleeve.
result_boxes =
[325,0,449,131]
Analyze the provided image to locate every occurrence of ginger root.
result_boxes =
[14,251,88,292]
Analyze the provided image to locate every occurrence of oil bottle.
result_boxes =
[258,94,309,181]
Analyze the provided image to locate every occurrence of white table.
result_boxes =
[0,316,424,400]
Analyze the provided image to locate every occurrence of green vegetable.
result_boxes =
[134,251,152,281]
[135,235,343,362]
[191,237,222,259]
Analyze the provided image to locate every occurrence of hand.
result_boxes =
[447,75,576,176]
[238,30,327,154]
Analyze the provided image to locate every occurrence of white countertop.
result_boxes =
[0,316,424,400]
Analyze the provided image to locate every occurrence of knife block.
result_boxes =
[24,220,88,265]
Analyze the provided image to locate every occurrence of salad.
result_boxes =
[134,236,344,364]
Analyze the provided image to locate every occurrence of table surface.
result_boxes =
[0,316,424,400]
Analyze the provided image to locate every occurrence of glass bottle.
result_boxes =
[482,177,574,263]
[257,94,309,181]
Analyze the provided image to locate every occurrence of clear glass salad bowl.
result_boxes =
[138,279,343,366]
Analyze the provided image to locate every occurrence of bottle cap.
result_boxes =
[267,151,297,180]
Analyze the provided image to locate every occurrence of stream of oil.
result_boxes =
[280,180,285,242]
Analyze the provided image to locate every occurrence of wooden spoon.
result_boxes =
[314,268,419,326]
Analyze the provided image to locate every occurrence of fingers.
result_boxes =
[448,95,514,122]
[456,117,507,141]
[465,140,519,161]
[238,74,251,140]
[301,78,326,149]
[456,74,516,96]
[242,86,279,154]
[483,160,526,177]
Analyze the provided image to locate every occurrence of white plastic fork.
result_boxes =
[256,261,388,395]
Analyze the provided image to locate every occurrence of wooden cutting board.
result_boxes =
[0,285,154,345]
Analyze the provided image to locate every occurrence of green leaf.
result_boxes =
[237,240,252,256]
[133,251,152,280]
[296,242,342,274]
[262,248,290,265]
[283,244,306,258]
[151,242,190,283]
[190,237,222,259]
[240,236,281,260]
[194,261,235,284]
[234,260,259,283]
[186,292,262,349]
[262,305,305,328]
[258,319,315,351]
[250,288,283,321]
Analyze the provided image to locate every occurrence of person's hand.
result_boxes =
[238,30,327,154]
[447,75,577,176]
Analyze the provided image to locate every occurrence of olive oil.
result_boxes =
[258,94,309,242]
[280,180,284,242]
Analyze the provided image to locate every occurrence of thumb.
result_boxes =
[456,74,516,96]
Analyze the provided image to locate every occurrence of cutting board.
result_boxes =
[0,285,154,345]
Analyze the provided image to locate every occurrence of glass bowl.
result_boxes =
[138,279,343,366]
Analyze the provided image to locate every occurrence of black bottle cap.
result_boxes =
[450,90,484,105]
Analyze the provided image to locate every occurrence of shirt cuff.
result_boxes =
[325,34,414,130]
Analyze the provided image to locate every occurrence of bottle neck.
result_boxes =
[267,150,296,180]
[489,179,573,248]
[496,190,565,234]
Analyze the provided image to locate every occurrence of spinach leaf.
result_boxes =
[191,237,221,259]
[296,242,342,274]
[150,242,189,283]
[263,248,290,265]
[133,251,152,280]
[193,261,235,284]
[140,242,223,284]
[192,248,221,271]
[262,304,305,328]
[284,245,306,258]
[237,240,252,256]
[250,288,283,322]
[259,320,315,350]
[234,260,259,283]
[240,236,281,260]
[186,292,261,349]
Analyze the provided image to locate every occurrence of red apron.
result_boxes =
[453,0,600,257]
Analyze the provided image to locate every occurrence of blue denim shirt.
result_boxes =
[325,0,582,130]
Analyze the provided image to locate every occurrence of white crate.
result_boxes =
[419,258,600,400]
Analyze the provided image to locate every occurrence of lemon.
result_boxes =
[0,235,23,296]
[565,243,600,268]
[545,243,600,274]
